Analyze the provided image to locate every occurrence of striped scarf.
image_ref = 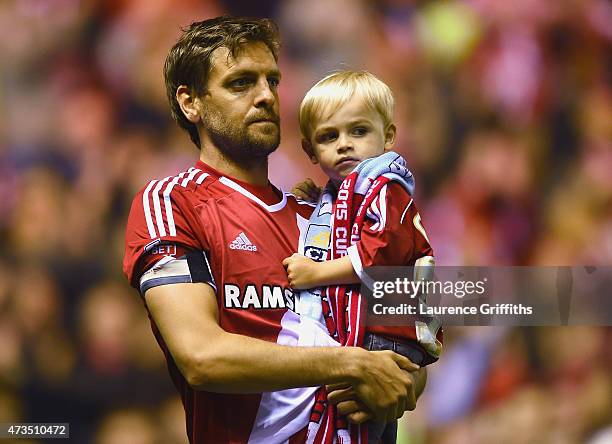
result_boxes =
[301,152,415,444]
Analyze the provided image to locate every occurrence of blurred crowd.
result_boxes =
[0,0,610,443]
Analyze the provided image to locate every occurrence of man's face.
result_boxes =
[197,42,281,163]
[308,96,393,185]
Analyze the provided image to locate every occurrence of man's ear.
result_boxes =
[176,85,201,124]
[301,139,319,164]
[383,123,396,151]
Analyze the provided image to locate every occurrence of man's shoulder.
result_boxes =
[125,166,214,286]
[126,166,222,240]
[131,166,223,207]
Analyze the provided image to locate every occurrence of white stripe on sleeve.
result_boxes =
[163,171,190,238]
[399,198,414,224]
[152,177,171,237]
[378,184,387,230]
[181,168,200,187]
[195,172,209,184]
[143,180,158,239]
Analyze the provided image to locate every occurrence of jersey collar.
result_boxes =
[194,160,287,212]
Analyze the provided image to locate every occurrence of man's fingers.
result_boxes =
[302,179,321,198]
[326,382,350,392]
[391,352,420,372]
[347,411,372,425]
[392,371,415,418]
[293,190,309,200]
[292,179,320,202]
[335,400,361,416]
[327,387,356,405]
[334,397,372,424]
[405,374,417,412]
[307,185,321,196]
[395,392,407,420]
[304,178,316,190]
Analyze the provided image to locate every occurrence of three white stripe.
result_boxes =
[142,180,158,238]
[143,167,209,239]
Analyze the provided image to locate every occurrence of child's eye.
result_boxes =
[317,132,337,143]
[352,127,368,136]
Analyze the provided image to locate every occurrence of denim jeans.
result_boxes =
[363,333,426,444]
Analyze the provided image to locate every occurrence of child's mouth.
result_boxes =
[335,157,359,168]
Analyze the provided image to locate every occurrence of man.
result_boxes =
[123,16,424,443]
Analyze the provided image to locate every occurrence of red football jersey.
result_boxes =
[124,160,329,444]
[346,181,438,343]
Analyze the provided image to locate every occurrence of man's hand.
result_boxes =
[328,366,427,424]
[326,383,373,424]
[291,178,321,202]
[341,349,420,423]
[283,253,321,289]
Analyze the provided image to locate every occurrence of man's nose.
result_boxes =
[253,78,275,108]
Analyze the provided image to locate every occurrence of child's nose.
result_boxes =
[337,134,353,152]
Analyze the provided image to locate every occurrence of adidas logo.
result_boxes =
[229,232,258,252]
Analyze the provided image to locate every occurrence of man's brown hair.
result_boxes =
[164,16,280,149]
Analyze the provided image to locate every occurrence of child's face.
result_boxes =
[304,96,395,185]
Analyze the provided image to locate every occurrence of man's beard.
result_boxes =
[201,104,280,164]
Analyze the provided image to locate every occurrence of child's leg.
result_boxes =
[362,333,399,444]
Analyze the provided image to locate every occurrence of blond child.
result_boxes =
[283,71,441,443]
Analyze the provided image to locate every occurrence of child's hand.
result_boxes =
[291,178,321,202]
[282,253,320,289]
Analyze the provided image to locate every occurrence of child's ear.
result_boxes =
[301,139,319,164]
[383,123,396,151]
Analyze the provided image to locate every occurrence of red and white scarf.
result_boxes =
[302,152,415,444]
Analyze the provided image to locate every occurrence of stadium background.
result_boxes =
[0,0,610,442]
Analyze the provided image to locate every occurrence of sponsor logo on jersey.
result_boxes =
[149,243,177,256]
[224,284,295,311]
[229,232,258,252]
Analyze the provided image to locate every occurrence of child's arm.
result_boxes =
[283,253,358,290]
[283,182,433,290]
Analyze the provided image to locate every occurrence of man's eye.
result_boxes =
[268,77,280,88]
[230,78,251,89]
[352,127,368,136]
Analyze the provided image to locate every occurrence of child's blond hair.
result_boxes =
[299,70,395,142]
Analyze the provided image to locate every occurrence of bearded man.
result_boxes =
[123,16,421,444]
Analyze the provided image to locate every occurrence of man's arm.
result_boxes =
[144,282,419,422]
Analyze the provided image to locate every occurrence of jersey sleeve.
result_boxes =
[351,182,442,356]
[123,179,211,291]
[347,182,434,280]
